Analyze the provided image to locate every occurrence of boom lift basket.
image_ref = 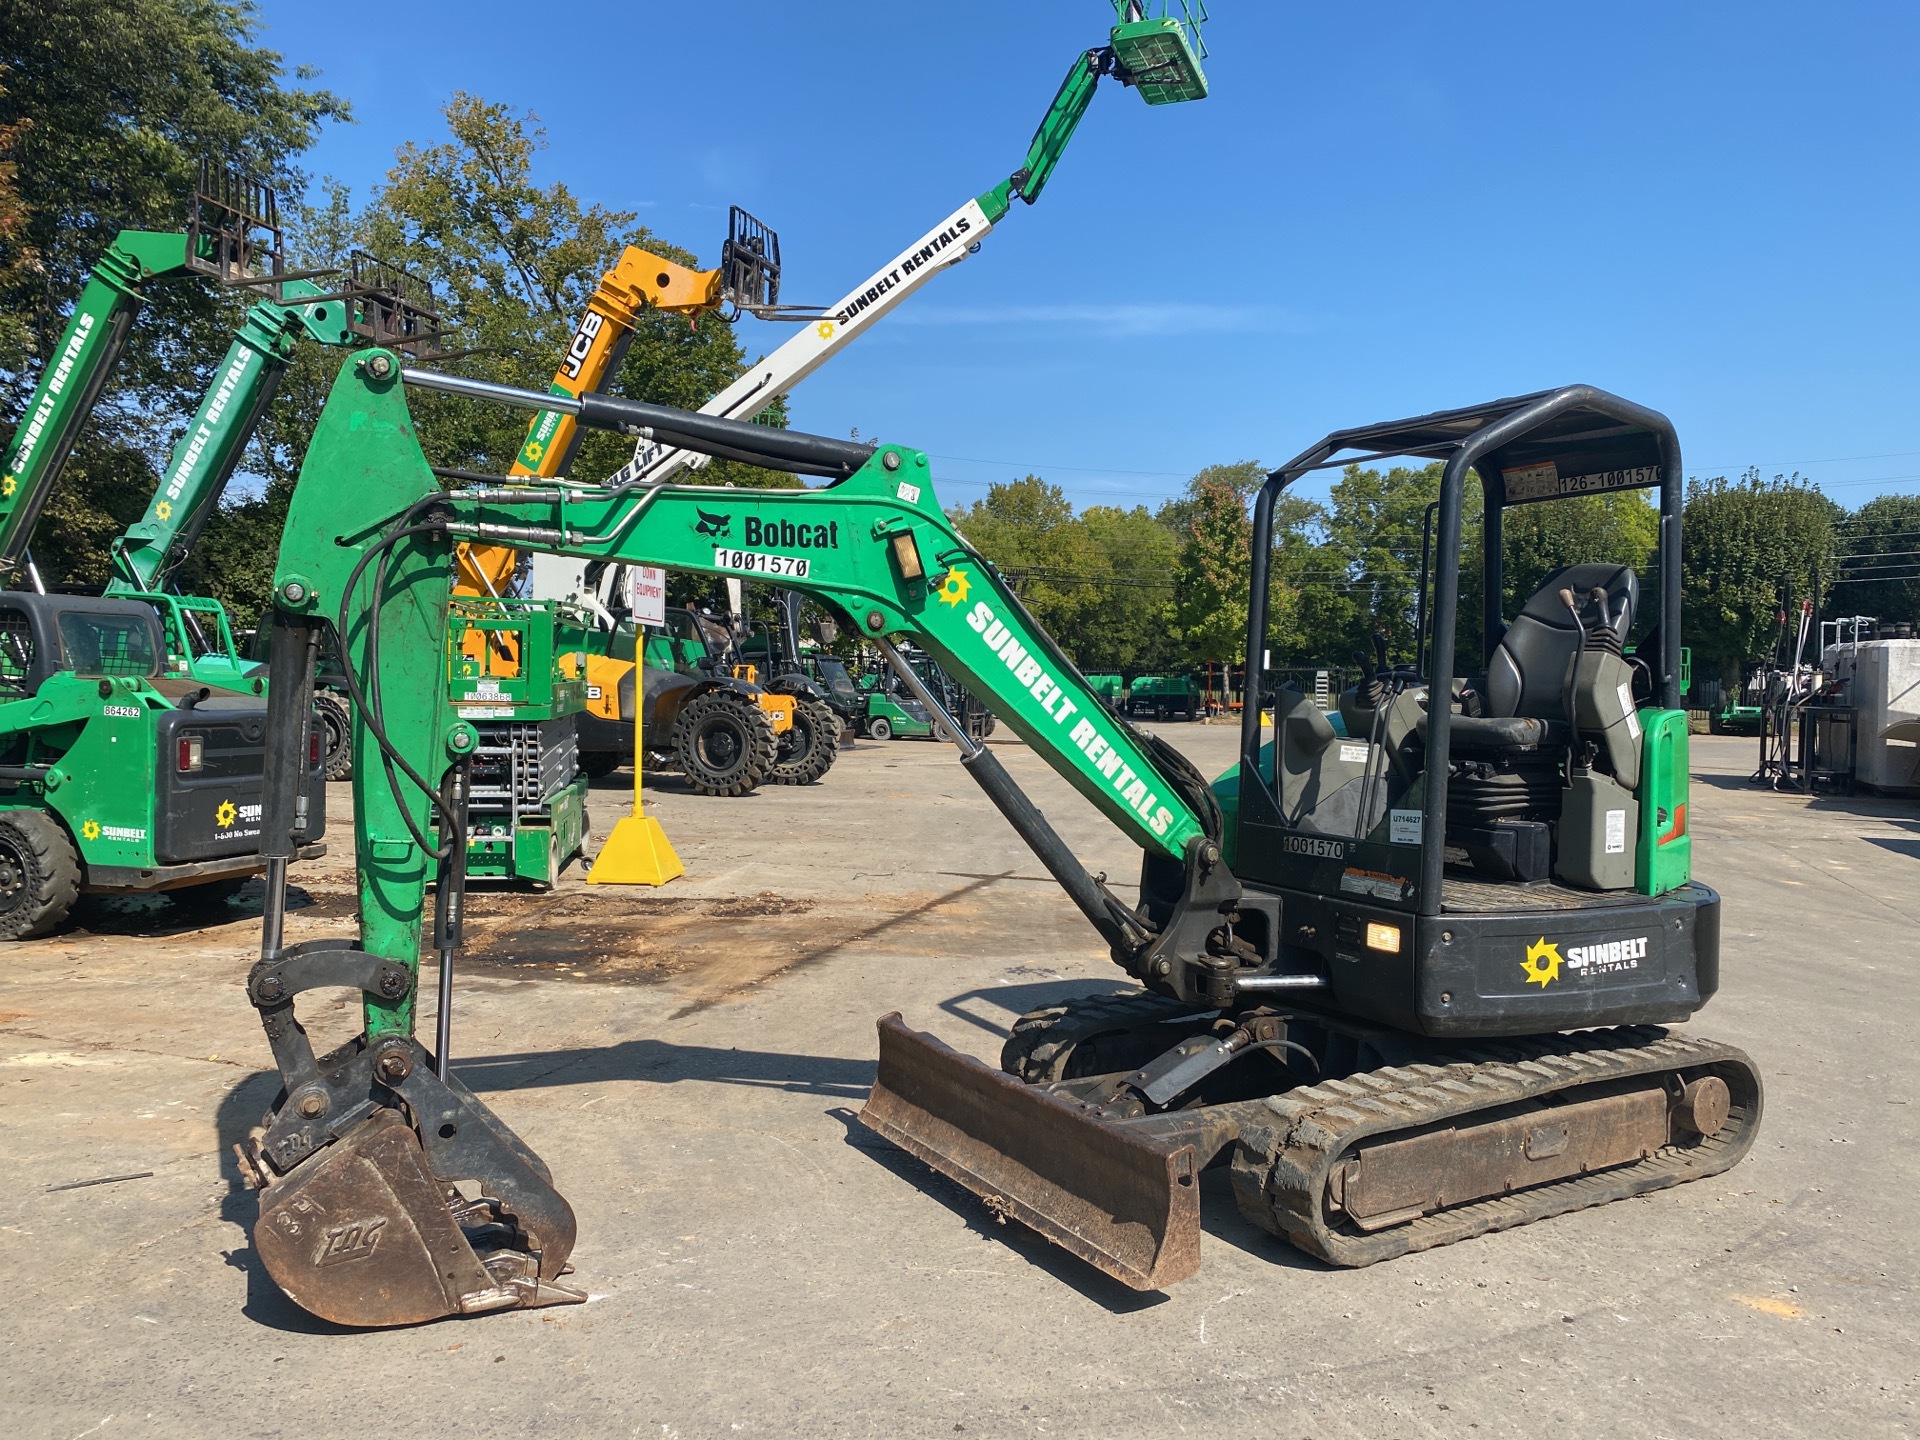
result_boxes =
[1110,2,1209,104]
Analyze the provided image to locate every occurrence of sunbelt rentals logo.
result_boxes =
[957,571,1179,839]
[1521,933,1649,987]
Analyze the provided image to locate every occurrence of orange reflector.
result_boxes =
[1365,922,1401,952]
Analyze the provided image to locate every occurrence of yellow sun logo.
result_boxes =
[816,320,835,340]
[81,820,101,841]
[1,474,15,498]
[214,800,237,828]
[155,501,173,521]
[936,568,971,608]
[523,439,545,463]
[1520,936,1563,988]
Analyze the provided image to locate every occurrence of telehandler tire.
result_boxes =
[313,691,354,781]
[770,697,839,785]
[673,691,777,797]
[0,810,80,940]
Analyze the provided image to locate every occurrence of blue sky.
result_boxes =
[255,1,1920,515]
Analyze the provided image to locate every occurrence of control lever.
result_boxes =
[1561,587,1589,758]
[1592,585,1627,647]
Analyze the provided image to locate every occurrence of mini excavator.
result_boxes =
[237,357,1759,1325]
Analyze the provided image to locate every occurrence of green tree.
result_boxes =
[1260,491,1327,667]
[0,0,346,585]
[1076,503,1181,673]
[1498,492,1660,613]
[196,94,789,628]
[1296,461,1457,670]
[951,475,1110,655]
[1682,470,1842,682]
[1171,473,1251,664]
[1834,494,1920,628]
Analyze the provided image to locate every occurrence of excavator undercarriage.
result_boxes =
[865,1002,1759,1289]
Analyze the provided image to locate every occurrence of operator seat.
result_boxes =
[1473,563,1643,789]
[1434,564,1646,887]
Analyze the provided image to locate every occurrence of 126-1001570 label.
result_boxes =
[714,547,810,578]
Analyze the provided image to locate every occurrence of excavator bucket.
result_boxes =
[858,1014,1202,1290]
[251,1109,585,1328]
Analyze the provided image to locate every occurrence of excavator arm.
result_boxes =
[242,354,1240,1324]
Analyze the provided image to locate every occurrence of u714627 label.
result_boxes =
[714,547,809,578]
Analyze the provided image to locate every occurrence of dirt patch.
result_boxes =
[460,890,824,985]
[453,878,1004,1015]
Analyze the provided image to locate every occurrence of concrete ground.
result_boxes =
[1,727,1914,1438]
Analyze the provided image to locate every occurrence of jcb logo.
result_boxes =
[560,312,605,380]
[315,1216,387,1267]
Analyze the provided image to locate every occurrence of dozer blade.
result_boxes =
[254,1110,583,1327]
[859,1013,1201,1291]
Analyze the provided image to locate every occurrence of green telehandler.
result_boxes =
[0,167,328,936]
[233,359,1758,1326]
[105,246,441,778]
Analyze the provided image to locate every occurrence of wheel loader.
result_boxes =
[233,358,1758,1325]
[571,613,804,795]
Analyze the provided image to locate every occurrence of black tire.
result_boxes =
[770,697,839,785]
[672,691,777,797]
[580,751,622,780]
[314,690,353,781]
[980,714,997,739]
[866,714,893,742]
[0,810,80,940]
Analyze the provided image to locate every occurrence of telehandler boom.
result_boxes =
[516,1,1211,783]
[239,356,1759,1326]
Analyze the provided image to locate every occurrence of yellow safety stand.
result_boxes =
[585,678,683,886]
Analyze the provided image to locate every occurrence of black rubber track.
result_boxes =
[1228,1027,1763,1267]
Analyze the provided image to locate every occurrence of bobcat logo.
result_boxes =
[693,508,732,539]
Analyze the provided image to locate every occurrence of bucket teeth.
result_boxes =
[858,1013,1202,1291]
